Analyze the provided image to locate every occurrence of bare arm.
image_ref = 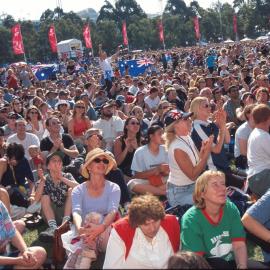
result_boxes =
[60,145,79,159]
[113,137,129,166]
[242,213,270,242]
[232,241,248,269]
[238,138,248,156]
[67,119,75,139]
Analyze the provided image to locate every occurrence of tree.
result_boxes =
[2,15,16,28]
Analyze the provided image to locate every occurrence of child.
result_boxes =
[28,145,45,181]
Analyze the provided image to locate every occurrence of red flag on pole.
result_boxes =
[83,24,93,49]
[193,16,200,40]
[158,20,164,43]
[122,21,128,46]
[11,24,25,55]
[48,25,58,53]
[233,15,238,34]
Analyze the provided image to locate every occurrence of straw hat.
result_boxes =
[81,148,116,178]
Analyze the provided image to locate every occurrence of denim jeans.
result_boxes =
[166,182,195,207]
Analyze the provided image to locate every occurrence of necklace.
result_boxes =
[177,136,198,163]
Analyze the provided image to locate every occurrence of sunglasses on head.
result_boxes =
[88,134,103,140]
[130,121,140,126]
[93,158,109,164]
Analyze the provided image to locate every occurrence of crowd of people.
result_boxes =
[0,40,270,268]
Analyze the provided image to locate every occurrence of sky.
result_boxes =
[1,0,233,21]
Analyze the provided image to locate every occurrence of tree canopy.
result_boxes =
[0,0,270,64]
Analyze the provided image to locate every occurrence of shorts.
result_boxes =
[166,182,195,207]
[249,169,270,198]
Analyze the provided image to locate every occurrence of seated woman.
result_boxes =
[39,151,79,242]
[190,97,246,189]
[242,189,270,266]
[70,148,121,268]
[64,128,130,209]
[181,170,265,269]
[0,201,46,269]
[164,109,212,206]
[114,117,141,179]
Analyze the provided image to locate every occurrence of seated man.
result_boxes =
[242,189,270,266]
[39,151,79,242]
[0,143,35,208]
[128,125,169,195]
[247,104,270,198]
[0,201,46,269]
[103,194,180,268]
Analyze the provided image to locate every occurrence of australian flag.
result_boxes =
[31,64,58,81]
[118,58,154,77]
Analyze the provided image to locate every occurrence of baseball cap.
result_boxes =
[164,109,193,127]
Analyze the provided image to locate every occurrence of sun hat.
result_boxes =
[46,151,65,166]
[55,100,70,109]
[164,109,193,127]
[81,148,117,178]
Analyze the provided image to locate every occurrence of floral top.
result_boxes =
[43,172,76,207]
[0,201,15,252]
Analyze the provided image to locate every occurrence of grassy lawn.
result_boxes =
[23,225,264,267]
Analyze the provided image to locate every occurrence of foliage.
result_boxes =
[0,0,270,64]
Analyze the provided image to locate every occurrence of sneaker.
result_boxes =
[39,227,56,242]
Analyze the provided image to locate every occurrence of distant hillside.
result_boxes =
[77,8,98,22]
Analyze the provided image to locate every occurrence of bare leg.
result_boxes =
[13,220,26,235]
[41,195,55,222]
[0,187,11,213]
[14,246,47,269]
[132,184,166,196]
[64,188,72,219]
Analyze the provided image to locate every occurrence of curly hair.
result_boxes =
[128,194,165,228]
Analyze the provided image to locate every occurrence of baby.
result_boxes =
[64,212,110,269]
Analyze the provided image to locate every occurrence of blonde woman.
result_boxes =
[181,170,264,269]
[190,97,245,189]
[164,109,212,206]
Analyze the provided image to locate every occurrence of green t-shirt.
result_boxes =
[181,200,246,261]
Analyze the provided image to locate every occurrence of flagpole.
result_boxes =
[159,0,165,50]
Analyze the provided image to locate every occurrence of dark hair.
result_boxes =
[167,251,211,269]
[122,117,141,145]
[147,125,163,142]
[6,143,25,161]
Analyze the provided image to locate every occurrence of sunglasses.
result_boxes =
[76,106,85,109]
[30,111,38,114]
[87,134,103,140]
[93,158,109,164]
[8,117,17,120]
[130,121,140,126]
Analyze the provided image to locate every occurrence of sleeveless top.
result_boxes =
[73,118,88,137]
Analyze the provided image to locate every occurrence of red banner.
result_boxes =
[11,24,24,55]
[48,25,58,53]
[122,21,128,46]
[158,20,164,43]
[233,15,238,34]
[193,16,200,40]
[83,24,93,49]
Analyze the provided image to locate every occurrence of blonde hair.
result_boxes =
[163,122,176,150]
[189,97,208,120]
[193,170,225,209]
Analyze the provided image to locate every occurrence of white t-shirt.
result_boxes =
[234,121,252,158]
[26,121,45,141]
[93,116,124,151]
[131,145,168,173]
[7,132,40,160]
[144,96,160,110]
[99,57,114,78]
[103,227,174,269]
[168,135,199,186]
[247,128,270,177]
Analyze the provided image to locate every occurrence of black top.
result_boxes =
[40,133,75,166]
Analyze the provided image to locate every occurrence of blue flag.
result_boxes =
[31,64,58,81]
[118,59,154,77]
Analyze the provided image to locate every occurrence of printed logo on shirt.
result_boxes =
[210,231,232,259]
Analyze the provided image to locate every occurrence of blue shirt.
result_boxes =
[206,55,217,68]
[0,202,15,246]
